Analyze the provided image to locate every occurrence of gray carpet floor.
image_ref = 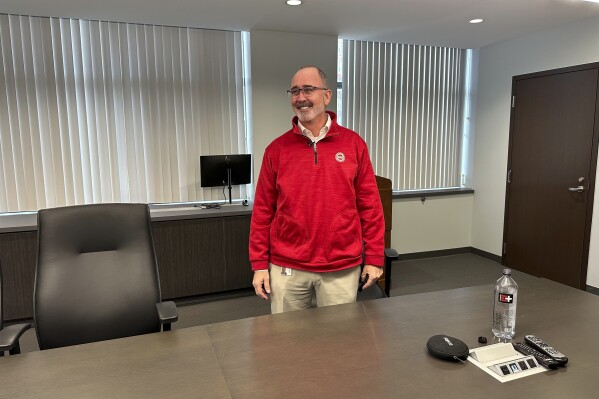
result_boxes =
[13,253,531,354]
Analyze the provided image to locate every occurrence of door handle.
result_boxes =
[568,185,585,193]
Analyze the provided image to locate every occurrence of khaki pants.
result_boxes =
[269,264,361,314]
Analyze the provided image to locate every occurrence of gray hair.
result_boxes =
[297,65,328,88]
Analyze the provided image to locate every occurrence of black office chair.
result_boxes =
[0,262,31,355]
[356,278,387,301]
[34,203,178,350]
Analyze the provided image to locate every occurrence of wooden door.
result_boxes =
[503,64,599,289]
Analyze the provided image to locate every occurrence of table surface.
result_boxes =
[1,277,598,398]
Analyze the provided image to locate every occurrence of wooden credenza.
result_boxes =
[0,207,253,321]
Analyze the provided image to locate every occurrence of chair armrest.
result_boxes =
[384,248,399,260]
[383,248,399,297]
[0,323,31,354]
[156,301,178,331]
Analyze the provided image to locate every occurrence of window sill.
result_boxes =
[0,203,253,233]
[393,187,474,200]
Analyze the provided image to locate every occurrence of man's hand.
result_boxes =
[360,265,383,290]
[253,270,271,300]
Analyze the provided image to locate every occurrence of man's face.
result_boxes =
[289,67,331,124]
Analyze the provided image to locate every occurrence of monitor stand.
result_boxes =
[226,167,232,204]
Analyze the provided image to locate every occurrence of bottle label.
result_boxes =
[498,293,514,303]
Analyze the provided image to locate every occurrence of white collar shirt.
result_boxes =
[298,114,331,143]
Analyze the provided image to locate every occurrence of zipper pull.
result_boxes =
[306,138,318,164]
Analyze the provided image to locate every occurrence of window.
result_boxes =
[0,14,250,212]
[339,39,471,191]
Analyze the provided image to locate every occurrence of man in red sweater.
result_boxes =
[249,65,385,313]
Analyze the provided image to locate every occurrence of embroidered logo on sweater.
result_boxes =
[335,152,345,162]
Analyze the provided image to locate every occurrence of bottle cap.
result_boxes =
[503,268,512,275]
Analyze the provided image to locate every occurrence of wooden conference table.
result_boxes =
[1,278,598,398]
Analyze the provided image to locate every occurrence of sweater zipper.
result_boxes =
[306,139,318,164]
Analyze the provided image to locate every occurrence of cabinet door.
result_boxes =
[0,231,37,320]
[223,215,253,290]
[153,217,225,299]
[152,215,252,299]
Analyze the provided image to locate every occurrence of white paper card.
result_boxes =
[469,342,519,363]
[468,343,548,383]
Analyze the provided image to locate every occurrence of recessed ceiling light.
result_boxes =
[469,18,484,24]
[581,0,599,3]
[286,0,303,5]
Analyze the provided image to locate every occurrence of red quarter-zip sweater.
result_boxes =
[249,111,385,272]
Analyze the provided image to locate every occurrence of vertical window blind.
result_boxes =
[341,40,467,191]
[0,14,249,213]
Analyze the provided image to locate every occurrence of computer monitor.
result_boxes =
[200,154,252,203]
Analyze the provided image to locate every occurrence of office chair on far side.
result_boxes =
[375,175,399,297]
[0,262,31,355]
[356,248,398,301]
[34,203,177,350]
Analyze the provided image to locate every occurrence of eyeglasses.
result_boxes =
[286,86,329,97]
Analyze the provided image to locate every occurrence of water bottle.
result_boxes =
[492,268,518,340]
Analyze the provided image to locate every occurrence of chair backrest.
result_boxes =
[375,175,392,248]
[374,175,393,293]
[34,203,162,350]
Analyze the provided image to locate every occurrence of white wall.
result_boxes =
[472,16,599,287]
[391,195,473,254]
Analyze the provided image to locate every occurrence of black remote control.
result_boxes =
[524,335,568,365]
[512,342,560,369]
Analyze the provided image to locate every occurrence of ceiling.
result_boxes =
[1,0,599,49]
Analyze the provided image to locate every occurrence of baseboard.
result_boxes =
[397,246,502,263]
[397,247,471,261]
[587,285,599,296]
[172,288,255,306]
[469,247,503,263]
